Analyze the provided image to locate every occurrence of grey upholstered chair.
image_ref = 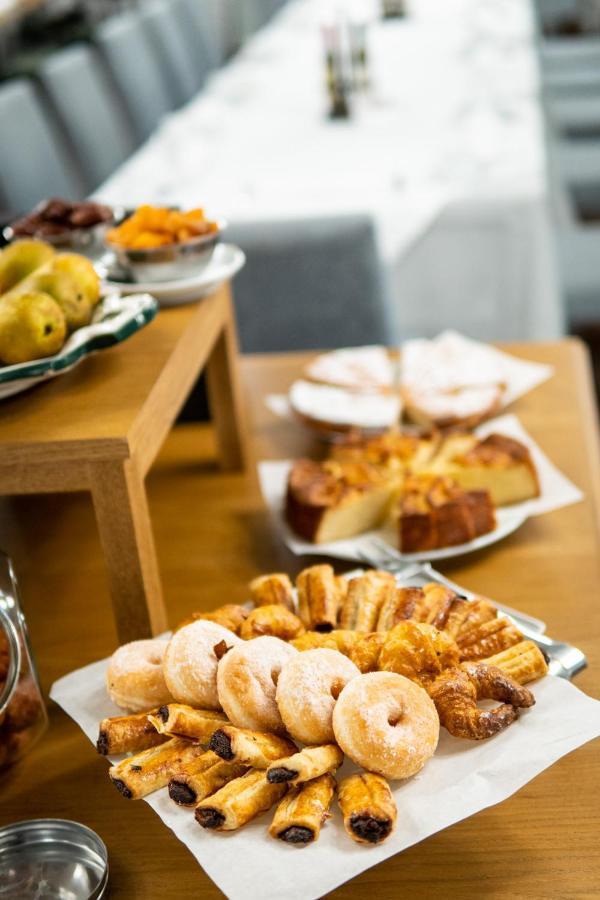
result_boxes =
[139,0,201,107]
[95,11,174,141]
[0,78,82,214]
[174,0,219,74]
[38,43,137,193]
[556,228,600,326]
[226,214,393,352]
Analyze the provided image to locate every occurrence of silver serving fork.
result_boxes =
[355,536,587,681]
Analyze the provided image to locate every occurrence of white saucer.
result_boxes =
[101,243,245,306]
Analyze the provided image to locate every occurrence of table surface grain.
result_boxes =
[1,339,599,899]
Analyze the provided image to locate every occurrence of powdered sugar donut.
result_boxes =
[107,639,172,712]
[217,636,298,734]
[276,648,359,744]
[163,620,241,709]
[333,671,439,780]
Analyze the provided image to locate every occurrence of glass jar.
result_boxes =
[0,552,47,769]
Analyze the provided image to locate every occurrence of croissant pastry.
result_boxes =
[176,604,249,634]
[378,620,459,685]
[249,573,295,611]
[428,662,535,740]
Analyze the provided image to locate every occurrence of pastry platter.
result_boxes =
[50,564,600,900]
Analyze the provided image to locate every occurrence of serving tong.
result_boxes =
[354,536,587,681]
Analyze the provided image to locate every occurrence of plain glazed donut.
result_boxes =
[217,636,298,734]
[276,648,359,745]
[333,671,439,780]
[163,621,241,709]
[107,639,173,712]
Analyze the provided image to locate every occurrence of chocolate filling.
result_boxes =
[169,781,197,806]
[158,705,170,723]
[209,730,234,760]
[195,807,226,829]
[350,815,391,844]
[266,767,296,783]
[279,826,314,844]
[96,732,109,755]
[111,778,133,799]
[314,623,334,633]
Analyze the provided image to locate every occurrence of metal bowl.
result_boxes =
[2,215,120,261]
[105,220,226,284]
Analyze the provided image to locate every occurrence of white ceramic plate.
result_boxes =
[101,243,245,306]
[0,293,157,400]
[258,459,528,564]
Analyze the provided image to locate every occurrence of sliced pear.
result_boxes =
[0,239,54,293]
[0,292,66,364]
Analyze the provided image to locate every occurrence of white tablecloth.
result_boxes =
[97,0,564,341]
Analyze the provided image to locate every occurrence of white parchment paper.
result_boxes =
[50,664,600,900]
[257,414,583,563]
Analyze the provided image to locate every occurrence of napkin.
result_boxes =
[50,664,600,900]
[257,414,582,563]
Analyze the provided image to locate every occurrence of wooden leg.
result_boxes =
[89,459,168,643]
[206,287,248,471]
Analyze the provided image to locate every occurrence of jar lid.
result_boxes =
[0,818,108,899]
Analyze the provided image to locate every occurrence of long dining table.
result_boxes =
[1,333,599,897]
[96,0,563,342]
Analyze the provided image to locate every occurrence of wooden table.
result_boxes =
[1,340,599,898]
[0,285,246,643]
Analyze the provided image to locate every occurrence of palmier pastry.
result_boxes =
[239,605,305,641]
[269,773,336,845]
[106,639,173,712]
[249,573,294,611]
[217,636,297,734]
[296,564,342,632]
[333,672,439,780]
[338,772,397,845]
[276,648,359,745]
[176,604,249,634]
[339,570,396,632]
[428,662,535,740]
[267,744,343,784]
[163,621,241,709]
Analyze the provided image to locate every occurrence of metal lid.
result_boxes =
[0,819,109,899]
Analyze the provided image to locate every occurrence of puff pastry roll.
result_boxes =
[479,639,548,685]
[338,772,397,845]
[97,709,167,756]
[339,571,395,632]
[109,737,207,799]
[267,744,343,784]
[148,704,227,743]
[249,573,295,611]
[269,773,336,845]
[209,725,297,768]
[297,565,341,632]
[176,604,249,634]
[168,755,247,806]
[376,587,423,631]
[195,769,287,831]
[239,604,305,641]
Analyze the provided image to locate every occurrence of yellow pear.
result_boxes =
[29,270,92,332]
[0,239,54,293]
[52,254,100,307]
[0,292,66,364]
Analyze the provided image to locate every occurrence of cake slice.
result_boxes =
[430,432,540,506]
[303,345,396,392]
[395,474,496,553]
[329,429,439,480]
[285,458,393,544]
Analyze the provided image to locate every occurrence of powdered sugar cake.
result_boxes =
[289,380,402,435]
[304,345,396,392]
